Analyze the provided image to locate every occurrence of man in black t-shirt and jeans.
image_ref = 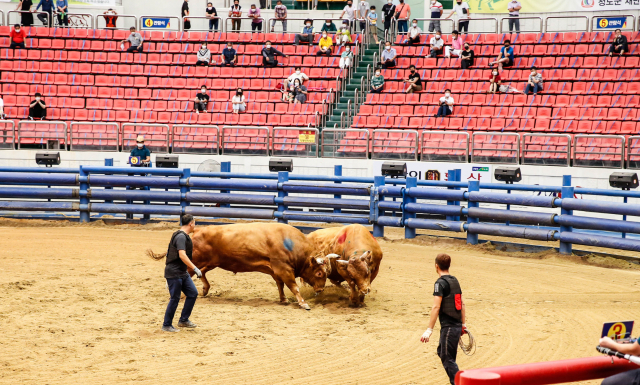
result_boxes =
[161,214,202,332]
[420,253,467,385]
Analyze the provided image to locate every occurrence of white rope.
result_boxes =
[459,329,476,356]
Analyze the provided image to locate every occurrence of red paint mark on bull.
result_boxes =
[337,230,348,244]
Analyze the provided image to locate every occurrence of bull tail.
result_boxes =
[146,248,167,261]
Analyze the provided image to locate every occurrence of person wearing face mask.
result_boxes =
[436,89,454,117]
[340,1,355,30]
[262,41,288,67]
[271,0,288,32]
[205,2,218,32]
[285,66,309,88]
[248,4,262,32]
[17,0,34,27]
[321,19,337,33]
[121,26,144,53]
[317,31,333,55]
[294,19,315,45]
[404,65,422,93]
[428,0,443,32]
[367,6,379,44]
[609,28,628,56]
[445,30,463,58]
[507,0,521,33]
[446,0,471,34]
[340,45,354,69]
[129,135,151,166]
[429,31,444,58]
[228,0,242,32]
[28,93,46,120]
[356,0,370,33]
[336,24,352,46]
[524,66,543,95]
[196,43,211,66]
[406,19,422,45]
[182,0,190,30]
[460,43,474,69]
[370,69,384,93]
[490,39,514,71]
[487,68,501,94]
[394,0,411,34]
[292,79,308,105]
[9,24,26,50]
[380,42,396,68]
[381,0,396,34]
[194,85,210,113]
[221,42,237,66]
[232,89,246,114]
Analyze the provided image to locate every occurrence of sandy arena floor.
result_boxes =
[1,220,640,385]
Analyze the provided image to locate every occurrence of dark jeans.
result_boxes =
[231,18,241,32]
[127,45,143,53]
[461,59,472,69]
[407,35,420,45]
[525,83,543,95]
[458,20,469,33]
[610,43,628,54]
[196,60,209,66]
[294,34,312,45]
[37,11,52,26]
[430,48,443,58]
[222,58,236,66]
[437,105,452,117]
[195,101,208,111]
[29,107,46,120]
[209,18,219,32]
[602,369,640,385]
[263,57,278,67]
[397,19,408,33]
[57,13,68,26]
[10,42,26,49]
[316,48,332,55]
[437,325,462,385]
[508,17,520,33]
[359,20,367,32]
[370,86,383,93]
[381,60,396,69]
[252,21,262,31]
[428,19,440,32]
[163,274,198,327]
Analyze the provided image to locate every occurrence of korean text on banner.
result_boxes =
[142,17,172,29]
[469,0,640,14]
[298,131,316,144]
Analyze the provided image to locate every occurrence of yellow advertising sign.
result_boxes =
[298,131,316,143]
[468,0,640,14]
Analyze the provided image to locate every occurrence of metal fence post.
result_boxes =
[404,177,417,239]
[559,175,573,255]
[446,169,456,221]
[180,168,190,225]
[466,180,480,245]
[277,171,288,224]
[373,175,385,237]
[623,196,628,239]
[454,169,461,221]
[104,158,113,204]
[334,165,342,214]
[220,161,231,208]
[79,166,90,223]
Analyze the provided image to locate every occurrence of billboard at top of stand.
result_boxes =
[372,161,493,184]
[469,0,640,13]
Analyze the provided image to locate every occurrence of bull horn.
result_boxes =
[315,257,325,265]
[360,250,372,260]
[326,254,340,259]
[336,260,349,266]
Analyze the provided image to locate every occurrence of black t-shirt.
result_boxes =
[165,232,190,279]
[433,276,462,327]
[196,93,210,102]
[206,6,217,16]
[462,49,474,65]
[182,1,189,17]
[408,72,421,88]
[382,3,395,20]
[31,99,46,117]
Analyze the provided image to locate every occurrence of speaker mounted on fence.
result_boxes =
[35,152,61,168]
[609,172,638,190]
[495,167,522,184]
[269,158,293,172]
[156,155,179,169]
[381,162,407,178]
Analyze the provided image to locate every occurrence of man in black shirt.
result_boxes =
[381,0,395,35]
[29,92,46,120]
[182,0,190,30]
[194,85,210,113]
[609,29,628,56]
[420,253,466,385]
[161,214,202,332]
[206,2,218,32]
[404,65,422,93]
[262,41,288,67]
[460,43,474,69]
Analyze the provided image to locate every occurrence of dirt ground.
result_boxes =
[1,220,640,385]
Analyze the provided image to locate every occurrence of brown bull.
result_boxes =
[307,224,383,307]
[149,223,338,310]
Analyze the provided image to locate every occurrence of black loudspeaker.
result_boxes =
[381,162,407,178]
[156,155,179,168]
[494,167,522,184]
[35,152,61,167]
[610,172,638,190]
[269,158,293,172]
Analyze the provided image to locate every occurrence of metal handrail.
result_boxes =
[0,120,15,149]
[544,15,589,33]
[591,15,636,32]
[8,10,52,27]
[573,134,625,169]
[499,16,543,33]
[121,123,170,153]
[465,17,499,34]
[420,131,470,163]
[139,15,182,31]
[521,133,571,167]
[0,10,4,26]
[321,128,369,159]
[182,16,223,32]
[95,13,138,30]
[171,125,220,154]
[17,121,68,150]
[227,17,265,33]
[221,126,269,156]
[627,136,640,169]
[56,12,94,29]
[69,122,119,152]
[411,18,455,34]
[271,127,319,157]
[471,132,520,165]
[371,129,419,161]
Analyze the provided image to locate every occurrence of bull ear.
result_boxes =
[360,250,373,263]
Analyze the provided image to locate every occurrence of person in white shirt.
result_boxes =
[356,0,370,33]
[428,0,443,32]
[507,0,521,33]
[196,43,211,66]
[340,0,355,30]
[429,31,444,58]
[446,1,471,34]
[436,89,454,117]
[285,66,309,88]
[232,88,246,114]
[406,19,422,45]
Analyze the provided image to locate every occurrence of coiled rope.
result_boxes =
[459,329,476,356]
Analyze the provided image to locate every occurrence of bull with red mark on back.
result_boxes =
[307,224,383,307]
[149,222,338,310]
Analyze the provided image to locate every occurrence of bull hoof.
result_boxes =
[299,303,311,310]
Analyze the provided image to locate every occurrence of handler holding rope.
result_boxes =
[421,253,468,385]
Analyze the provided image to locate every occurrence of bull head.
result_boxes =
[305,254,338,294]
[336,251,373,296]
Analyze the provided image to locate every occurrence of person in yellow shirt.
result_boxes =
[317,31,333,55]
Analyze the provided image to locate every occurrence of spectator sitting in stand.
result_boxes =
[340,45,354,69]
[404,65,422,93]
[271,0,288,32]
[285,66,309,88]
[0,95,5,119]
[206,2,218,32]
[524,66,543,95]
[29,93,46,120]
[335,23,353,46]
[56,0,69,27]
[321,19,337,33]
[194,85,209,113]
[445,30,463,58]
[295,19,315,45]
[488,68,501,93]
[609,29,628,56]
[121,26,144,53]
[380,41,397,68]
[9,24,26,50]
[460,42,474,69]
[262,41,287,67]
[196,43,211,66]
[436,89,454,117]
[130,136,151,167]
[406,19,422,45]
[367,6,380,45]
[370,69,384,93]
[292,79,308,104]
[221,42,237,66]
[490,39,514,71]
[232,88,246,114]
[103,8,118,29]
[429,31,444,58]
[282,83,295,103]
[317,31,333,56]
[248,4,262,32]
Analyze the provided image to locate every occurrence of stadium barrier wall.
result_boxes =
[2,163,640,254]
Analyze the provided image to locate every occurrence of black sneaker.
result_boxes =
[178,320,197,328]
[161,325,180,332]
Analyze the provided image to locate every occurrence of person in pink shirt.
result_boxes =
[445,30,462,58]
